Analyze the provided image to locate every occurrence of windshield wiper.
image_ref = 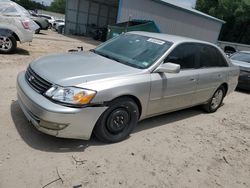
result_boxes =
[90,49,121,62]
[90,49,143,69]
[90,49,112,59]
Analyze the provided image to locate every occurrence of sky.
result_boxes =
[33,0,197,7]
[165,0,197,8]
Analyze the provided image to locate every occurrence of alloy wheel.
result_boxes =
[211,89,224,110]
[0,36,13,52]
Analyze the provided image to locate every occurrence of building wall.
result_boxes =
[65,0,118,35]
[118,0,222,43]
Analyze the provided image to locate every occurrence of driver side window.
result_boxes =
[164,43,198,70]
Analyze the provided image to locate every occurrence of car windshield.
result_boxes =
[93,34,172,69]
[231,52,250,63]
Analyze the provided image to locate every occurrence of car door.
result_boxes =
[147,43,200,116]
[194,44,229,104]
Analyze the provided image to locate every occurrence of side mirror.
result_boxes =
[154,62,180,73]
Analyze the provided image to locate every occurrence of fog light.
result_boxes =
[39,120,69,130]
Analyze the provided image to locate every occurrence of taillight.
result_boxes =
[21,20,30,29]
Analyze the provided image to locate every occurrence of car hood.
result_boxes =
[231,59,250,71]
[30,52,142,86]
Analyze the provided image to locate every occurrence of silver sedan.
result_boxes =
[17,32,239,143]
[230,51,250,90]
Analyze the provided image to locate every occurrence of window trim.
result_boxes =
[198,43,229,68]
[164,42,200,70]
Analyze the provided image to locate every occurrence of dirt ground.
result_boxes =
[0,30,249,188]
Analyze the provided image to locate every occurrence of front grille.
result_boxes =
[25,66,52,94]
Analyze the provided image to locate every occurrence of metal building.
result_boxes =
[65,0,225,43]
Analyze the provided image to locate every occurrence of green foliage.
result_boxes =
[13,0,47,10]
[196,0,250,44]
[13,0,66,14]
[47,0,66,14]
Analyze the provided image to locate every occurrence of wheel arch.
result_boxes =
[109,95,142,119]
[220,83,228,96]
[0,28,20,41]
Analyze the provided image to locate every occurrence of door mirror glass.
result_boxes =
[154,62,180,73]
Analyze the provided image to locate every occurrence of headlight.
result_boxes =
[45,86,96,106]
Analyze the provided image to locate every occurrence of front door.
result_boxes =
[194,44,229,104]
[147,43,199,116]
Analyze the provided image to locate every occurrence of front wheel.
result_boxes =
[0,35,17,54]
[94,97,139,143]
[203,86,225,113]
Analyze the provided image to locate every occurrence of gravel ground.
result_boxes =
[0,30,249,188]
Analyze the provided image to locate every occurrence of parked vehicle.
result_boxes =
[52,19,65,31]
[38,14,55,28]
[17,32,239,142]
[28,10,49,34]
[224,46,236,57]
[57,24,65,34]
[0,1,39,53]
[230,51,250,90]
[93,27,108,42]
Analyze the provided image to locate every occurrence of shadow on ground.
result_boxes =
[35,32,47,35]
[15,48,30,55]
[11,100,203,153]
[134,107,203,133]
[236,88,250,94]
[10,101,102,153]
[65,34,101,46]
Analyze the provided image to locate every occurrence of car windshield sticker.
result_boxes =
[147,38,165,45]
[142,62,149,67]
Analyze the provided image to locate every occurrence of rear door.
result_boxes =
[194,44,229,104]
[147,43,200,116]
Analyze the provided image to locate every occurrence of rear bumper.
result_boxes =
[17,71,107,140]
[19,30,33,43]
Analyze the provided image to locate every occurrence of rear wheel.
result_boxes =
[94,97,139,143]
[35,28,40,34]
[203,86,225,113]
[0,35,17,54]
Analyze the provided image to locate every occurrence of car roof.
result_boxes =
[129,31,215,46]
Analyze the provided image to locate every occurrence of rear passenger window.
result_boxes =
[199,44,228,68]
[165,43,198,69]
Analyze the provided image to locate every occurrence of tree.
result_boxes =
[196,0,250,44]
[13,0,47,10]
[47,0,66,14]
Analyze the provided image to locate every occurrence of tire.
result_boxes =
[35,28,40,34]
[94,97,139,143]
[0,35,17,54]
[203,86,226,113]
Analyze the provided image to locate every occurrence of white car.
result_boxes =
[0,0,39,53]
[38,14,55,28]
[52,19,65,31]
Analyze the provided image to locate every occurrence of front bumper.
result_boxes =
[16,71,107,140]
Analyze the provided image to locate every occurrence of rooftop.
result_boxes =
[153,0,225,24]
